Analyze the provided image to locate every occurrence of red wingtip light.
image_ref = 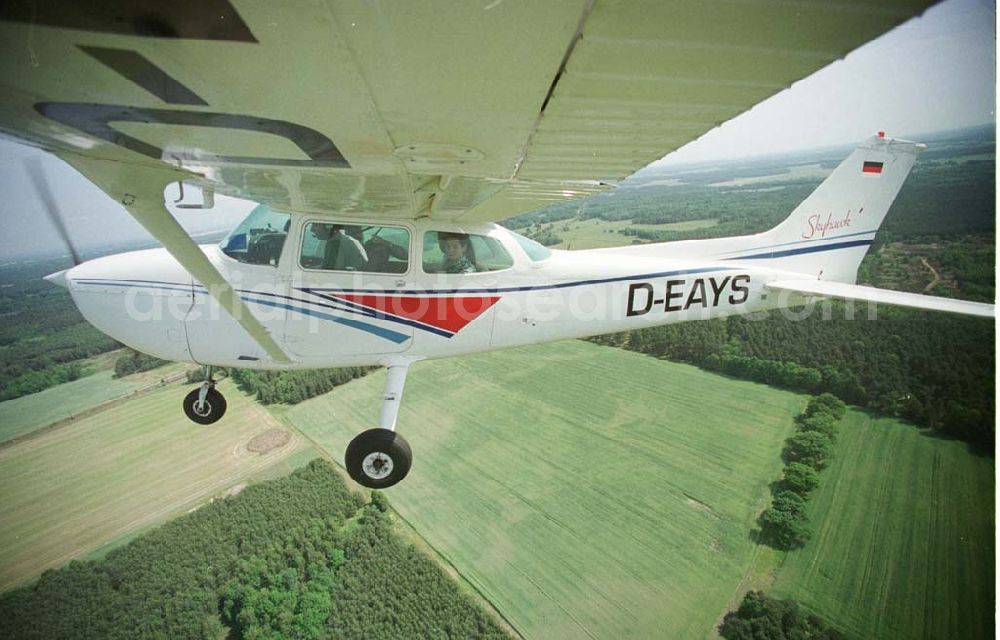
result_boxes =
[877,131,885,138]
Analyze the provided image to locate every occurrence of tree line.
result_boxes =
[0,460,509,640]
[113,349,168,378]
[227,367,375,405]
[758,395,846,551]
[719,591,844,640]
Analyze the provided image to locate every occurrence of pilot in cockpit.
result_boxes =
[312,223,368,271]
[438,232,477,274]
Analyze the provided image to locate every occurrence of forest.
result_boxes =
[0,460,509,640]
[0,259,119,400]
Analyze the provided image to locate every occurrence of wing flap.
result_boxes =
[518,0,936,182]
[766,280,995,318]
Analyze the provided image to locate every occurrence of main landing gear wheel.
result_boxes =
[345,428,412,489]
[183,386,227,425]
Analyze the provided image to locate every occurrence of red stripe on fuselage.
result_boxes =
[332,294,501,334]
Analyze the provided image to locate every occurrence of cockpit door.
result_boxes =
[283,219,414,363]
[184,205,293,367]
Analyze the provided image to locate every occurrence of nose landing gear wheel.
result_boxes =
[183,387,227,425]
[345,428,412,489]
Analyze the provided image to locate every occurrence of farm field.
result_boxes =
[770,410,994,640]
[0,378,314,591]
[281,340,805,639]
[0,370,142,444]
[544,217,718,250]
[0,359,196,445]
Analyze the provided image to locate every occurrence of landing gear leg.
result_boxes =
[345,363,413,488]
[183,365,227,425]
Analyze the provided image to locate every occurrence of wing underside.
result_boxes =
[0,0,937,221]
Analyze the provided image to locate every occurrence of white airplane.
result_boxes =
[1,1,990,488]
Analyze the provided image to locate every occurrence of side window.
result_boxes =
[220,205,290,267]
[300,222,409,273]
[422,231,514,274]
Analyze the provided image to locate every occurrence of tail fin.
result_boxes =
[736,134,924,282]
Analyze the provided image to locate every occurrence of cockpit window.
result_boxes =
[422,231,514,274]
[300,222,410,273]
[508,229,553,261]
[220,205,290,267]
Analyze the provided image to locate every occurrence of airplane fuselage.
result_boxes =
[60,216,798,370]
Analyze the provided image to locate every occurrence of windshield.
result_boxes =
[507,229,553,261]
[220,205,291,267]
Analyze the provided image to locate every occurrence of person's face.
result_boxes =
[442,238,466,261]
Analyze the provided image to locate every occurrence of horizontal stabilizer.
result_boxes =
[766,280,994,318]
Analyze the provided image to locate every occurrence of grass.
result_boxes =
[0,370,143,443]
[535,218,718,250]
[770,410,994,640]
[281,340,804,639]
[0,378,314,591]
[0,359,197,445]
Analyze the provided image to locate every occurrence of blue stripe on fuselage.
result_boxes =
[728,239,873,260]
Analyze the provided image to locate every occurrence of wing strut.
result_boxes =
[58,152,292,363]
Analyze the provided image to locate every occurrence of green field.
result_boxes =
[542,217,718,250]
[0,378,314,591]
[280,340,805,639]
[0,370,143,443]
[770,410,994,640]
[0,359,198,445]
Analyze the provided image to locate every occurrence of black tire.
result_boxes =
[345,429,412,489]
[183,387,227,425]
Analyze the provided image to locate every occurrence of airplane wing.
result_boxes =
[0,0,938,223]
[766,280,995,318]
[0,1,940,363]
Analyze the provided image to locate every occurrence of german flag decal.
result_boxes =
[862,161,884,174]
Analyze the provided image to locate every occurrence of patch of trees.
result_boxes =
[704,354,822,393]
[719,591,844,640]
[113,349,168,378]
[758,395,845,551]
[0,260,120,400]
[0,460,510,640]
[589,302,995,451]
[519,224,564,246]
[228,367,375,404]
[0,361,84,401]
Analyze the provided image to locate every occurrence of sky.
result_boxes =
[657,0,996,164]
[0,0,994,260]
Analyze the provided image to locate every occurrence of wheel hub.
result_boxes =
[193,400,211,416]
[362,452,394,480]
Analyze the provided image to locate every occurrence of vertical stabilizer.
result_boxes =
[730,134,924,282]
